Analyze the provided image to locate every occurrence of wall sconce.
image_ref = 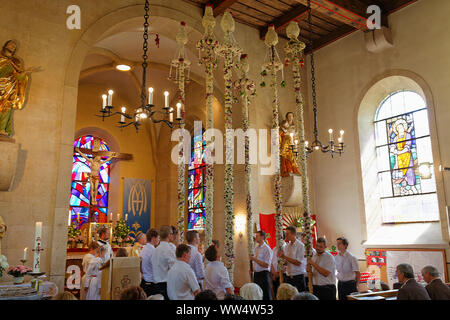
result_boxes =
[235,214,246,239]
[418,162,433,179]
[439,165,450,172]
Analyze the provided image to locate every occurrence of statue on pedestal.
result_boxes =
[279,112,299,177]
[0,40,40,137]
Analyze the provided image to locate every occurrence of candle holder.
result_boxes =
[20,259,27,265]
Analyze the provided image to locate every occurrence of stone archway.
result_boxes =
[49,2,217,290]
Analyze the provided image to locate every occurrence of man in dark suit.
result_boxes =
[396,263,430,300]
[421,265,450,300]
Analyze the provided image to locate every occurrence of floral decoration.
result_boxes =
[7,265,31,277]
[113,219,130,246]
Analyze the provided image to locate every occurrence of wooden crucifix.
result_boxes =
[74,138,132,209]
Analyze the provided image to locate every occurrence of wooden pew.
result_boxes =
[347,289,398,300]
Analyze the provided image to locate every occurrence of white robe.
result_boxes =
[85,257,103,300]
[81,253,95,300]
[97,240,113,263]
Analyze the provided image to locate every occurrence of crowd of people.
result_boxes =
[64,224,449,301]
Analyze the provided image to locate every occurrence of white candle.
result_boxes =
[328,129,334,142]
[23,247,28,261]
[108,90,114,106]
[68,211,71,226]
[117,213,120,221]
[102,94,107,109]
[125,214,128,222]
[77,212,80,222]
[169,109,173,123]
[121,107,126,122]
[148,87,154,105]
[305,141,309,147]
[339,130,345,143]
[33,222,42,273]
[176,103,182,119]
[289,132,294,145]
[164,91,169,108]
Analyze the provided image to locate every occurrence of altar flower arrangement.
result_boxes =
[123,235,135,246]
[67,224,81,248]
[8,265,31,284]
[113,219,130,247]
[75,235,86,244]
[0,255,9,278]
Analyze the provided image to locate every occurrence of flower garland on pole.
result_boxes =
[284,21,314,293]
[234,54,256,276]
[169,21,191,242]
[197,4,218,247]
[216,11,242,282]
[261,25,285,281]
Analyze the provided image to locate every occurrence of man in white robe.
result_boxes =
[81,241,100,300]
[85,246,107,300]
[97,227,112,263]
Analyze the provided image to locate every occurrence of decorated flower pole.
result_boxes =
[262,25,285,282]
[235,54,257,277]
[197,4,218,247]
[216,11,242,282]
[284,21,313,293]
[170,21,191,242]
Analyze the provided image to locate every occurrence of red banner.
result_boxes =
[259,213,277,249]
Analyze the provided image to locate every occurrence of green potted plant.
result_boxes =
[68,225,81,249]
[113,219,130,248]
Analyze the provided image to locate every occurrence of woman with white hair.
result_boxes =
[240,283,263,300]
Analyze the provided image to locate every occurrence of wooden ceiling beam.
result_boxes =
[208,0,240,16]
[293,0,388,31]
[260,5,309,39]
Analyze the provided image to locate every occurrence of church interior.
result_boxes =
[0,0,449,301]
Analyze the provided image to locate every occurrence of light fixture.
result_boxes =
[115,64,132,71]
[96,0,179,132]
[439,165,450,172]
[235,214,246,239]
[418,162,433,179]
[301,0,345,158]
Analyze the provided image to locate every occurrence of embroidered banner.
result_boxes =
[123,178,151,239]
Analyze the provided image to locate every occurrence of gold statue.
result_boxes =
[75,138,119,206]
[280,112,299,177]
[0,40,40,137]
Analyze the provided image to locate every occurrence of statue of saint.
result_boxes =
[76,138,119,206]
[0,40,40,137]
[280,112,299,177]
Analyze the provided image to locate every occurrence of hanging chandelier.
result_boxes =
[303,0,345,158]
[96,0,182,131]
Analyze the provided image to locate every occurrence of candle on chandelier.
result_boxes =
[121,107,126,122]
[164,91,169,108]
[339,130,345,143]
[23,247,28,261]
[33,222,42,273]
[176,103,181,119]
[107,90,114,106]
[102,94,107,110]
[328,129,334,142]
[169,108,173,123]
[148,87,154,105]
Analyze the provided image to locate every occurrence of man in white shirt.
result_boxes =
[151,225,176,299]
[204,245,233,300]
[335,237,360,300]
[307,237,337,300]
[139,228,160,297]
[186,230,205,288]
[97,227,112,263]
[278,226,306,292]
[167,244,201,300]
[249,230,273,300]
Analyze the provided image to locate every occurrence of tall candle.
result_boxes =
[125,214,128,222]
[102,94,107,110]
[23,247,28,261]
[148,87,154,105]
[176,103,181,119]
[33,222,42,273]
[121,107,126,122]
[117,213,120,221]
[339,130,344,143]
[164,91,169,108]
[68,211,71,226]
[169,109,173,123]
[107,90,114,106]
[328,129,334,142]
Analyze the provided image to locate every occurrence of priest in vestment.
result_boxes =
[131,233,147,257]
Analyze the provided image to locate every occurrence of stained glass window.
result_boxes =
[187,130,206,231]
[70,135,111,228]
[374,91,439,222]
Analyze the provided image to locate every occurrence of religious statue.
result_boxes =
[75,138,119,206]
[279,112,300,177]
[0,40,40,137]
[389,118,418,195]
